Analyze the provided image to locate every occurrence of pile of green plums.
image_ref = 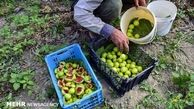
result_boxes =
[100,47,143,79]
[127,18,153,39]
[127,19,141,39]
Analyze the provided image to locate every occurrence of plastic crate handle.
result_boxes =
[72,104,79,109]
[46,44,80,58]
[56,44,79,56]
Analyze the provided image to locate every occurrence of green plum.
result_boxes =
[107,54,113,59]
[113,47,119,52]
[117,68,120,72]
[108,62,114,67]
[69,88,75,94]
[123,75,129,78]
[120,63,126,67]
[127,29,133,33]
[133,20,139,26]
[58,71,64,77]
[111,51,116,55]
[85,88,93,94]
[127,60,132,63]
[123,61,127,65]
[64,93,72,100]
[134,34,140,39]
[112,58,117,62]
[54,68,58,74]
[127,32,133,37]
[106,60,112,63]
[112,67,117,72]
[121,67,128,73]
[117,51,122,56]
[129,24,135,29]
[114,62,120,68]
[132,68,138,74]
[120,54,128,60]
[126,64,130,68]
[137,66,143,72]
[117,58,123,63]
[72,63,77,68]
[125,71,131,76]
[118,72,123,77]
[112,55,117,59]
[130,64,136,68]
[131,62,136,65]
[101,58,106,62]
[102,53,107,58]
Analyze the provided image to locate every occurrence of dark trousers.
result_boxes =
[94,0,134,23]
[72,0,135,24]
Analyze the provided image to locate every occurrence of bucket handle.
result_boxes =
[157,18,174,24]
[140,7,153,15]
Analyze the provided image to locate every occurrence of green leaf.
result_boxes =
[28,81,34,85]
[186,101,193,106]
[191,74,194,81]
[19,80,26,84]
[172,73,179,78]
[190,83,194,85]
[96,46,105,56]
[9,79,16,83]
[7,93,13,100]
[160,64,166,69]
[189,86,194,92]
[22,71,31,75]
[104,44,115,52]
[23,84,27,89]
[24,76,29,80]
[28,90,32,96]
[11,73,17,79]
[13,83,20,90]
[27,85,32,89]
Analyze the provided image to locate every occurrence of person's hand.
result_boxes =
[134,0,146,7]
[110,29,129,53]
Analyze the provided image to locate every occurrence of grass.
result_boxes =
[0,0,69,109]
[0,0,194,109]
[136,81,165,109]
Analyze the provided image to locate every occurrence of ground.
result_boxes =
[0,0,194,109]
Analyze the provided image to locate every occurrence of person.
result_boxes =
[73,0,147,52]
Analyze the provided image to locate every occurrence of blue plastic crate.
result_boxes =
[45,44,104,109]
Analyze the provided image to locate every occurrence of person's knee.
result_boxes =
[111,0,122,17]
[94,0,122,22]
[108,0,122,19]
